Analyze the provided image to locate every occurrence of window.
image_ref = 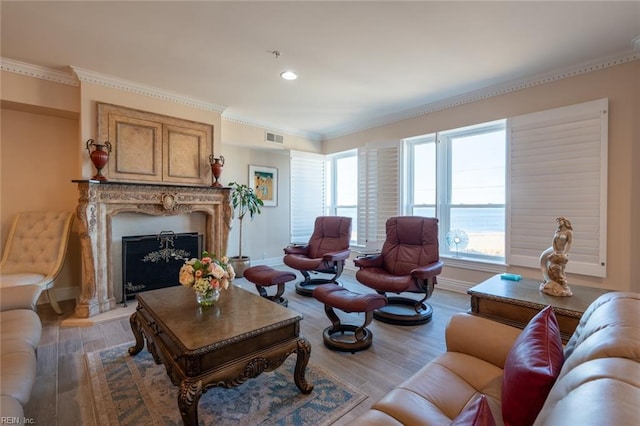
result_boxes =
[290,151,325,243]
[406,120,506,261]
[508,98,608,277]
[326,151,358,243]
[303,100,607,276]
[357,142,401,247]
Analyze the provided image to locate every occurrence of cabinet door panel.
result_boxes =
[97,102,214,185]
[108,114,162,181]
[163,124,209,184]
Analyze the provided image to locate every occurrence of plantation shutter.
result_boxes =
[507,98,608,277]
[357,142,401,247]
[290,150,325,243]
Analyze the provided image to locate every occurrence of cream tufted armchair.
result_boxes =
[0,211,74,314]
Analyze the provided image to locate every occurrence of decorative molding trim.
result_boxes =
[436,277,474,295]
[248,257,285,268]
[222,113,322,142]
[0,57,79,86]
[322,49,639,140]
[4,48,638,143]
[39,286,78,304]
[71,66,226,113]
[442,256,506,274]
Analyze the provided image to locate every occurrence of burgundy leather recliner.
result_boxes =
[283,216,352,296]
[354,216,443,325]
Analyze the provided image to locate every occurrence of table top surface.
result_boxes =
[468,274,610,314]
[136,284,302,352]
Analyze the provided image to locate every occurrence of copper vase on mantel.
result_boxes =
[209,154,225,187]
[86,139,112,181]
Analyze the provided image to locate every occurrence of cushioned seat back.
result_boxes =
[380,217,439,276]
[307,216,352,259]
[562,292,640,369]
[534,292,640,426]
[1,211,74,276]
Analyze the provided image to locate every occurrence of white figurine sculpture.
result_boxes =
[539,217,573,297]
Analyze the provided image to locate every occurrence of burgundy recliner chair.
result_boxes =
[283,216,352,296]
[354,216,443,325]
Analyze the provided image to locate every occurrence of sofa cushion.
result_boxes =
[0,339,37,405]
[451,394,496,426]
[0,309,42,349]
[368,352,504,425]
[534,357,640,425]
[0,396,25,420]
[502,305,564,426]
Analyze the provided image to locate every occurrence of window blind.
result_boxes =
[357,142,401,247]
[290,150,325,243]
[508,98,608,277]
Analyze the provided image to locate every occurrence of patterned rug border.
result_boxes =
[85,342,367,426]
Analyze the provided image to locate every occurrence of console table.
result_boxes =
[468,274,609,342]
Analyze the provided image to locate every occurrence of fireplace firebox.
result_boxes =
[122,231,202,301]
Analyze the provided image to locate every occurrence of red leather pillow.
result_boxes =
[502,305,564,426]
[451,394,496,426]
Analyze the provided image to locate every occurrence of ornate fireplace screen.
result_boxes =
[122,231,202,301]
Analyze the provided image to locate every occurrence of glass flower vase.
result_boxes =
[196,288,220,307]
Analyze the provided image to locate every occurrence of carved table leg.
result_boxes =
[128,310,145,355]
[294,338,313,394]
[178,380,202,426]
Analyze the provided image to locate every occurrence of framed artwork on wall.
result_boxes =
[249,165,278,207]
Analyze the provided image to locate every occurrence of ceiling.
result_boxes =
[1,1,639,141]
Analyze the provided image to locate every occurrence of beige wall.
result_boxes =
[0,69,314,303]
[222,119,322,153]
[1,60,638,303]
[1,108,82,296]
[77,82,224,179]
[221,145,291,262]
[325,60,640,293]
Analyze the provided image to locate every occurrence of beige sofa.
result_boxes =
[349,291,640,425]
[0,285,43,421]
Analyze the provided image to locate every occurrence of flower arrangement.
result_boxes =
[179,251,235,304]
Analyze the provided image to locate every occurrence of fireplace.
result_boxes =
[73,180,232,318]
[121,231,202,301]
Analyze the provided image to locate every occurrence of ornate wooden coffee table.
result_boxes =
[468,274,609,342]
[129,284,313,425]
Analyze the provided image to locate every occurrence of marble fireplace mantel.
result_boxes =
[72,180,232,318]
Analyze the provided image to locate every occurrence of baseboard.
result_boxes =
[38,286,78,305]
[436,277,473,295]
[248,257,285,268]
[39,262,474,305]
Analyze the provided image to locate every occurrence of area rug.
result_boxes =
[85,342,367,426]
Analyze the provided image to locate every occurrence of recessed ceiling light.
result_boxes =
[280,71,298,81]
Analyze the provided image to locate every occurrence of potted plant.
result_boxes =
[228,181,263,277]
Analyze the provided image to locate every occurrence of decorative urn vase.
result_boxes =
[86,139,112,181]
[209,154,225,187]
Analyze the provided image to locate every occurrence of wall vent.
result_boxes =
[265,131,284,144]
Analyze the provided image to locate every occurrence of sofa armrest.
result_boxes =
[354,254,383,268]
[411,261,443,280]
[445,313,522,369]
[322,249,351,262]
[0,285,43,312]
[283,245,309,255]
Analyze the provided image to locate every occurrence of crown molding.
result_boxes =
[0,57,79,86]
[322,49,639,141]
[221,113,322,142]
[71,66,227,113]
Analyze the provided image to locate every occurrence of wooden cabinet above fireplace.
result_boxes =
[98,102,213,185]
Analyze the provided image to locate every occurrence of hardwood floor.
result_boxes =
[25,270,470,425]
